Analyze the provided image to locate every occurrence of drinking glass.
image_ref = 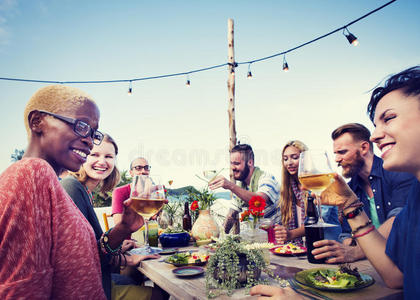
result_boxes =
[203,170,218,181]
[298,150,336,227]
[197,168,225,185]
[130,175,166,254]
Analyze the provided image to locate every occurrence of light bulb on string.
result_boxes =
[282,55,289,72]
[247,63,253,79]
[127,81,132,96]
[343,27,359,46]
[186,74,191,87]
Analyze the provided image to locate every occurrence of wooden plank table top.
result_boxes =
[137,246,403,300]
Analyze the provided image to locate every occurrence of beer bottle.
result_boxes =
[183,201,192,231]
[304,195,326,263]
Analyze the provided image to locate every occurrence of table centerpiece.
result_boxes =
[205,235,274,298]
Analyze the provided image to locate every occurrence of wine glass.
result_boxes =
[199,168,225,185]
[298,149,336,227]
[203,170,218,181]
[130,175,166,254]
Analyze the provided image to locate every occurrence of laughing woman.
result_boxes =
[0,85,124,299]
[251,67,420,299]
[318,66,420,298]
[61,133,164,300]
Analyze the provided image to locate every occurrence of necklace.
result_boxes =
[83,185,94,206]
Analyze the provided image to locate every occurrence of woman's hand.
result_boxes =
[120,199,145,233]
[121,239,138,252]
[321,173,358,209]
[250,285,303,299]
[273,224,289,244]
[128,253,161,267]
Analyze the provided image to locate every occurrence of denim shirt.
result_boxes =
[340,155,416,240]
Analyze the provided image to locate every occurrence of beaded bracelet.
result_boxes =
[344,206,364,219]
[340,201,363,219]
[351,220,373,235]
[100,229,122,256]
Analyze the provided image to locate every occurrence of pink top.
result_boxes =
[111,183,131,215]
[111,184,132,240]
[0,158,106,299]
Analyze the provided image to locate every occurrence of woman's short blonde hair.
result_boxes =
[279,140,308,226]
[23,85,95,139]
[70,134,121,194]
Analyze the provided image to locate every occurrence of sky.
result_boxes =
[1,0,419,190]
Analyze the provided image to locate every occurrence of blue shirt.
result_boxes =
[321,206,341,241]
[340,155,415,239]
[386,179,420,299]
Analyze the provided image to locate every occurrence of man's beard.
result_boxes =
[235,163,250,181]
[341,150,365,178]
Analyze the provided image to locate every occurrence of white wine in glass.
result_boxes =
[130,175,166,254]
[298,150,336,226]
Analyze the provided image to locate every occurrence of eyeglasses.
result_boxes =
[132,165,151,171]
[38,110,104,145]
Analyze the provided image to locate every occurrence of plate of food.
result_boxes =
[172,266,205,277]
[164,251,209,267]
[159,248,178,255]
[295,265,375,292]
[270,243,307,256]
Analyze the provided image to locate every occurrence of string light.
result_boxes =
[0,0,395,87]
[282,55,289,72]
[343,27,359,46]
[127,81,132,95]
[186,74,191,86]
[247,63,253,79]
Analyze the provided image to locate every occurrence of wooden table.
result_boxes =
[137,246,403,300]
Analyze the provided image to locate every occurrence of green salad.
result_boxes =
[167,252,189,265]
[306,265,363,289]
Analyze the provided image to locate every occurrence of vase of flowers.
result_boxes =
[240,196,267,243]
[188,188,219,242]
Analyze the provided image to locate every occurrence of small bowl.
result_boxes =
[159,232,190,247]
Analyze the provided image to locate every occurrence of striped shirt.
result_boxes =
[236,167,281,224]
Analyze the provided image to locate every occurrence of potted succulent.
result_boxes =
[205,235,272,297]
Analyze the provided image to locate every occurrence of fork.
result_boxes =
[288,279,333,300]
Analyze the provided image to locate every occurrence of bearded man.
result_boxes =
[209,144,280,225]
[311,123,415,264]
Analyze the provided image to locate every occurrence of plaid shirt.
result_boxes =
[285,180,305,245]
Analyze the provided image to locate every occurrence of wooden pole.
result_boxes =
[226,18,239,234]
[227,18,237,183]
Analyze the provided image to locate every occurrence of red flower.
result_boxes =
[249,196,266,214]
[240,210,250,222]
[190,200,199,211]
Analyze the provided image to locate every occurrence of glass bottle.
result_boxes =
[182,201,192,231]
[304,195,326,263]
